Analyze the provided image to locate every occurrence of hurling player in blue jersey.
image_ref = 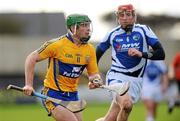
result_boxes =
[95,4,165,121]
[142,60,168,121]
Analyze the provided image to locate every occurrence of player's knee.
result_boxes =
[121,100,133,113]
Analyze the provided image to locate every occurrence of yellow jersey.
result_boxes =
[37,34,99,92]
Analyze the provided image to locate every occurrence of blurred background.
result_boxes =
[0,0,180,121]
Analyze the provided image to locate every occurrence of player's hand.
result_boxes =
[23,85,34,96]
[88,79,102,89]
[128,48,142,57]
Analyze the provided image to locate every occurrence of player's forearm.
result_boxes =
[161,73,169,92]
[142,42,165,60]
[25,51,39,86]
[96,46,105,64]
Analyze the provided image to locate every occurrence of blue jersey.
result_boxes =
[98,24,159,77]
[143,60,167,85]
[141,60,167,102]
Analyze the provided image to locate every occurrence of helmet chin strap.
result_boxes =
[80,36,91,44]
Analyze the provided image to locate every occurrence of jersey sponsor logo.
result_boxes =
[63,71,81,78]
[72,66,82,72]
[120,42,140,51]
[63,66,83,78]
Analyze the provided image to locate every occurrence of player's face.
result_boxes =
[76,22,92,39]
[116,10,135,28]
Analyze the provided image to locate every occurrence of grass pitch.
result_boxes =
[0,102,179,121]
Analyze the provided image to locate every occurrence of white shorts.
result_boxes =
[141,85,163,102]
[106,70,143,103]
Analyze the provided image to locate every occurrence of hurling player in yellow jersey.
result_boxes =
[23,14,102,121]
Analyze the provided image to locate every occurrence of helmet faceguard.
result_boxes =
[66,14,92,43]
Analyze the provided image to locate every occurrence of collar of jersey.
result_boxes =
[66,33,74,43]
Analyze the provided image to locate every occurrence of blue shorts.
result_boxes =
[41,87,79,116]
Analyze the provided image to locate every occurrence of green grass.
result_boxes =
[0,102,179,121]
[0,104,53,121]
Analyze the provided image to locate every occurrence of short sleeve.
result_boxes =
[37,40,57,60]
[86,45,99,75]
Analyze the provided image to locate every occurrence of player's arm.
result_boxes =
[160,62,169,93]
[142,25,165,60]
[129,25,165,60]
[96,33,111,64]
[24,51,41,96]
[161,71,169,93]
[128,42,165,60]
[86,45,103,89]
[96,46,106,64]
[23,40,56,96]
[141,42,165,60]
